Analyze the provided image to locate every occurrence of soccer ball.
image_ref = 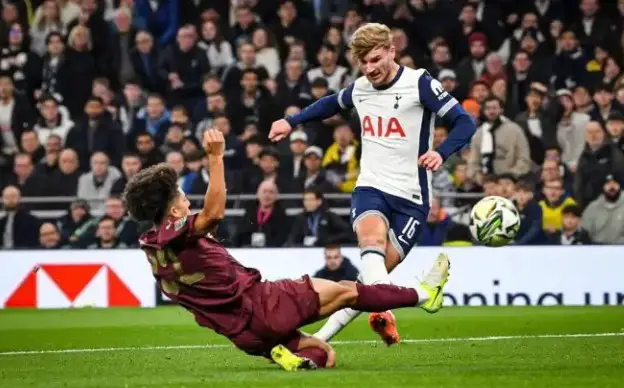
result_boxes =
[469,196,520,247]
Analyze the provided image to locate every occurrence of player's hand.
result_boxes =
[418,150,443,171]
[203,129,225,157]
[268,119,292,143]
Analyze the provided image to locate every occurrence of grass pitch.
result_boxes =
[0,306,623,387]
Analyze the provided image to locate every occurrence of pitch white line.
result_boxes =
[1,332,622,356]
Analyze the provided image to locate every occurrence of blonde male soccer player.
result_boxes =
[269,23,476,345]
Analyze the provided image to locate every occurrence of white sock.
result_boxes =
[359,247,390,285]
[313,308,362,342]
[313,247,390,342]
[414,285,430,305]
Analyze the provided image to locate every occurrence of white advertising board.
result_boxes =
[1,246,623,308]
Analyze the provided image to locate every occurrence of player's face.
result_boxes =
[359,45,396,86]
[169,190,191,219]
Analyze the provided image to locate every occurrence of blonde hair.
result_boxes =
[348,23,392,60]
[68,25,92,51]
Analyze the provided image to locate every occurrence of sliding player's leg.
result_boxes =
[314,187,396,343]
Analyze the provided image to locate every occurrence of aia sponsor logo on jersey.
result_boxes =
[361,115,406,137]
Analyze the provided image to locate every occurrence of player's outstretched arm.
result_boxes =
[194,129,226,233]
[417,72,476,163]
[268,84,354,142]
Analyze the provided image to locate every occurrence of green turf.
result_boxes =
[0,306,623,387]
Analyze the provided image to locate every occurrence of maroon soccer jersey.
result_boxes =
[139,214,262,337]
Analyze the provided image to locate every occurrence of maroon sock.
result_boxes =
[298,348,328,368]
[353,283,419,312]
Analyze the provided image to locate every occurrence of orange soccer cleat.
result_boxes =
[368,311,400,346]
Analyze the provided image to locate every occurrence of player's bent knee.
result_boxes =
[358,234,387,248]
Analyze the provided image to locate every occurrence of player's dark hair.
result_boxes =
[123,163,179,224]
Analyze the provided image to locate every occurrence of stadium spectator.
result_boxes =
[241,146,288,194]
[432,165,455,208]
[286,189,352,247]
[221,41,269,95]
[497,174,517,199]
[111,153,142,195]
[36,134,63,176]
[542,146,575,192]
[134,132,164,168]
[575,121,624,209]
[133,0,179,47]
[38,222,62,249]
[313,244,359,283]
[77,151,122,212]
[65,96,125,170]
[554,89,590,172]
[289,145,334,194]
[130,93,170,148]
[434,125,459,173]
[281,130,308,180]
[451,160,481,208]
[468,97,531,184]
[539,178,577,236]
[88,215,128,249]
[514,82,554,167]
[606,111,624,158]
[547,204,592,245]
[455,32,488,100]
[32,0,80,29]
[0,73,32,168]
[84,196,138,248]
[159,24,211,106]
[213,114,244,170]
[20,130,44,163]
[231,5,260,48]
[513,180,546,245]
[33,94,74,146]
[0,185,40,249]
[275,59,309,112]
[252,26,281,80]
[1,22,42,100]
[228,68,279,138]
[197,19,234,75]
[591,83,620,126]
[110,6,136,88]
[581,174,624,244]
[419,197,453,247]
[3,153,56,204]
[130,30,163,95]
[308,43,349,93]
[50,148,80,196]
[56,198,95,247]
[235,179,290,248]
[323,123,359,193]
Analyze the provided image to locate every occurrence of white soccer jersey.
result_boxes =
[337,66,460,206]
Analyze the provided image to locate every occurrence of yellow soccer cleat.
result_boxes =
[270,345,317,372]
[419,253,451,314]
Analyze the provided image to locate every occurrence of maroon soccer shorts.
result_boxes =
[230,275,321,357]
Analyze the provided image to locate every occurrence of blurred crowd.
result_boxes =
[1,0,624,250]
